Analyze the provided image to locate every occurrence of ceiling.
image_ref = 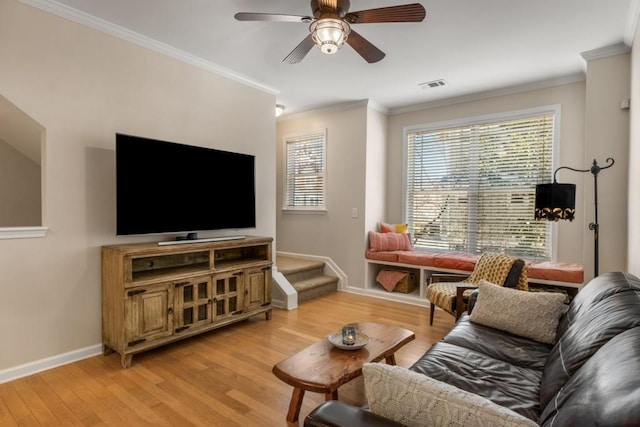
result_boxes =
[30,0,639,115]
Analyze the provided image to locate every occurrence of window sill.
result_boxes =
[282,209,327,215]
[0,226,48,239]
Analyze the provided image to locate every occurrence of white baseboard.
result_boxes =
[0,344,102,384]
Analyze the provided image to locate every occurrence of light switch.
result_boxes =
[351,208,358,218]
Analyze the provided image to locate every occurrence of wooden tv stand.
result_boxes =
[102,236,273,368]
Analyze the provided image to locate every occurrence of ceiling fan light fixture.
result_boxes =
[310,18,350,54]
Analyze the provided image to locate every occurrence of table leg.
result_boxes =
[385,354,397,365]
[325,390,338,400]
[286,388,305,423]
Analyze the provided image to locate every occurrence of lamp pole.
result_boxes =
[553,158,614,278]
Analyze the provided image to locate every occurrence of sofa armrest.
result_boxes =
[304,401,405,427]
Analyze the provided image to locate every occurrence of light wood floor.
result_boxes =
[0,292,454,427]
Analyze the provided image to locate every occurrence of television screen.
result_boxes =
[115,133,256,236]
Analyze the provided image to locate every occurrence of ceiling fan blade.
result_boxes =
[346,30,385,63]
[234,12,312,23]
[346,3,426,24]
[283,34,316,64]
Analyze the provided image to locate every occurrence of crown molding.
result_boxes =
[19,0,278,96]
[389,73,586,115]
[278,99,377,122]
[580,42,631,62]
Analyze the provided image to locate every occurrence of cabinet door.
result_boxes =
[174,275,213,333]
[212,271,244,321]
[125,283,174,346]
[244,266,271,312]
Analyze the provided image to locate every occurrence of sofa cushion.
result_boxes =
[365,249,400,262]
[396,250,437,266]
[368,231,412,252]
[443,316,553,370]
[363,363,537,427]
[539,271,640,409]
[433,252,480,271]
[526,260,584,283]
[539,326,640,426]
[470,280,565,344]
[410,341,543,421]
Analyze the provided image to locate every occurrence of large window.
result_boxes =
[404,107,557,260]
[283,130,326,211]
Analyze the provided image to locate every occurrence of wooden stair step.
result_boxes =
[294,275,339,303]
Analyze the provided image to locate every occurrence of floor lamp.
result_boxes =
[534,157,615,278]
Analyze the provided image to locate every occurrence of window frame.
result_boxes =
[402,105,561,261]
[282,129,327,213]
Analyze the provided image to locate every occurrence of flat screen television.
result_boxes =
[115,133,256,238]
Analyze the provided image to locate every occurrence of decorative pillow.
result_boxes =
[380,222,408,233]
[467,253,517,287]
[363,363,537,427]
[470,280,566,344]
[368,231,412,252]
[503,259,525,288]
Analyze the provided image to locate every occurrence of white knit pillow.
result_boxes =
[470,279,566,344]
[363,363,537,427]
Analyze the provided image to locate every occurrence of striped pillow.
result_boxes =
[369,231,412,252]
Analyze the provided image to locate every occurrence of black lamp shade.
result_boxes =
[534,183,576,221]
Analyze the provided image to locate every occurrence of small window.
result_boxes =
[283,130,327,211]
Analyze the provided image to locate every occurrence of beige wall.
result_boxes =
[629,29,640,276]
[364,107,388,235]
[0,138,41,225]
[583,53,630,277]
[0,0,275,371]
[276,104,368,288]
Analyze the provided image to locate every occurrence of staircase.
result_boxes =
[276,255,339,303]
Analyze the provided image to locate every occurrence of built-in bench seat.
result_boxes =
[365,249,584,286]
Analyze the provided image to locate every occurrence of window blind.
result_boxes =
[284,131,326,210]
[405,112,554,260]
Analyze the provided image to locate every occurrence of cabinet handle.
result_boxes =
[127,289,146,296]
[168,307,173,315]
[207,299,212,305]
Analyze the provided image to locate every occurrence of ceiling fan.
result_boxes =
[235,0,426,64]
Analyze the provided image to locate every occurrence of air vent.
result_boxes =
[419,79,446,89]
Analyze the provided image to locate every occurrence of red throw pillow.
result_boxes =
[369,231,412,252]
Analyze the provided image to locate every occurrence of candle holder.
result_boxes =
[341,324,356,346]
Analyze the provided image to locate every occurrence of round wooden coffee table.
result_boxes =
[272,322,415,422]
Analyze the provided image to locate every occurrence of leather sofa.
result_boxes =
[304,271,640,426]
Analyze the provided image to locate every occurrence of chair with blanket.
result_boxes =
[426,252,527,325]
